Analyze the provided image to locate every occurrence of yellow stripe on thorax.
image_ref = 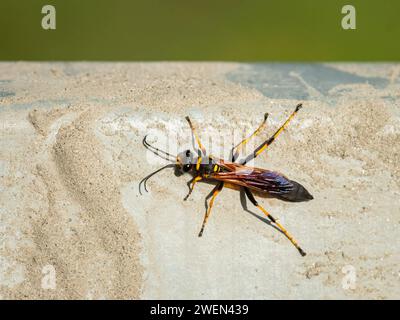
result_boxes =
[196,157,202,171]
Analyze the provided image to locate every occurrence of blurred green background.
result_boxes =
[0,0,399,61]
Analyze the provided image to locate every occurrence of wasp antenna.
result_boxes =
[138,177,148,195]
[138,164,175,195]
[263,113,269,121]
[142,135,176,162]
[143,135,151,147]
[295,103,303,112]
[138,182,144,195]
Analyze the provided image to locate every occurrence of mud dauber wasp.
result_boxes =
[140,103,313,256]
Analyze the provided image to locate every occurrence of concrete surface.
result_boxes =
[0,62,399,299]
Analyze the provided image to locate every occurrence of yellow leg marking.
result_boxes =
[233,113,268,159]
[255,105,302,157]
[256,204,306,256]
[196,157,202,171]
[198,189,221,236]
[192,176,202,187]
[185,116,206,155]
[184,176,202,201]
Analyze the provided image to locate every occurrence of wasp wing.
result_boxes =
[210,159,294,196]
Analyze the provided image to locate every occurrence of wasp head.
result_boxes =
[175,149,194,175]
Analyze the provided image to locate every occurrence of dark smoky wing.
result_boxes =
[244,171,294,194]
[211,169,294,195]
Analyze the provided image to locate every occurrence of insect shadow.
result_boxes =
[239,188,284,235]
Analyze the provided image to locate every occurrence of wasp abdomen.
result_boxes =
[278,180,313,202]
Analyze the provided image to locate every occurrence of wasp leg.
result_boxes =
[231,113,269,162]
[244,187,306,256]
[185,116,207,156]
[241,103,303,165]
[184,176,203,201]
[198,182,224,237]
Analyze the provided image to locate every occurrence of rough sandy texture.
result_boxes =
[0,63,399,299]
